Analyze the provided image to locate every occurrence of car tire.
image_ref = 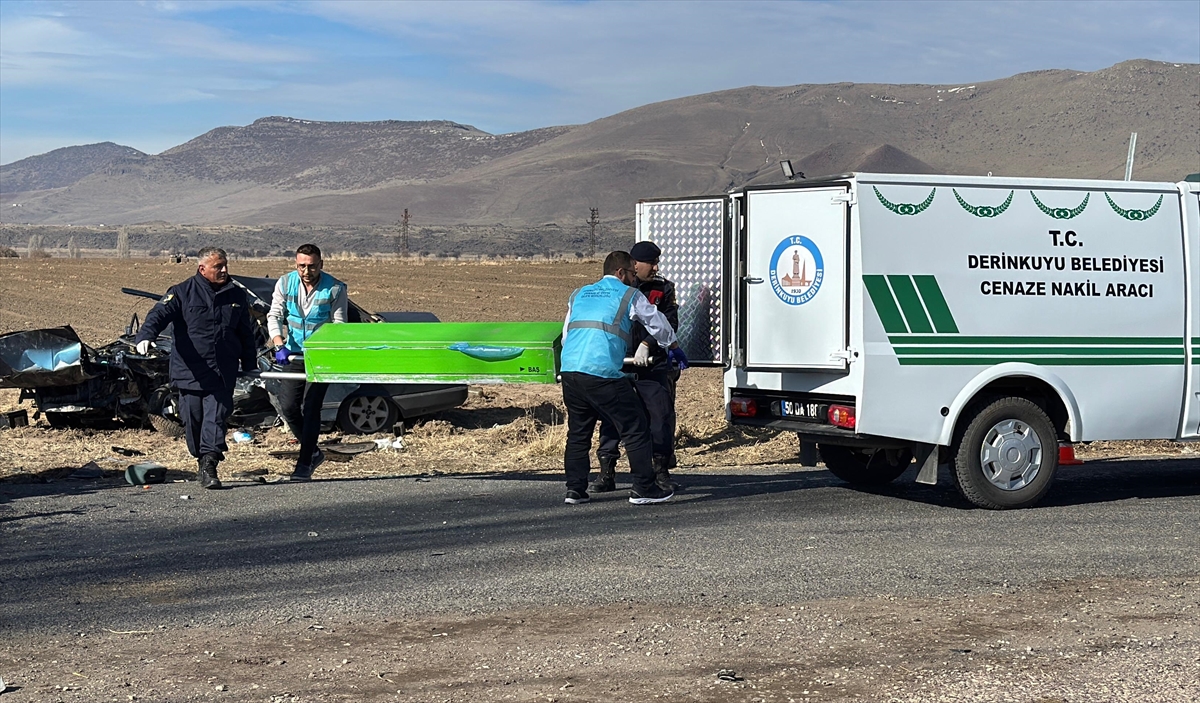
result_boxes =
[337,393,398,435]
[146,386,186,439]
[818,444,914,485]
[148,413,186,439]
[952,397,1058,510]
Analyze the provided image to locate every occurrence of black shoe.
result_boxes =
[589,475,616,493]
[629,485,673,505]
[197,454,222,490]
[590,455,618,493]
[289,448,324,482]
[652,454,679,492]
[564,489,590,504]
[654,470,679,493]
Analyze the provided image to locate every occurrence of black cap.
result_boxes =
[629,241,661,263]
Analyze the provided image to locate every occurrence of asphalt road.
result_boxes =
[3,457,1198,637]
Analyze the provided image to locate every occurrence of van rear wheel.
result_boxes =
[952,397,1058,509]
[818,444,913,485]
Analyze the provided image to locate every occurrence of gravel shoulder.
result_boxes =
[3,576,1196,703]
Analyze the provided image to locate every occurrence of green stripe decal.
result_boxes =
[889,334,1184,366]
[887,275,934,333]
[889,335,1183,345]
[911,275,958,333]
[893,346,1184,356]
[864,275,908,333]
[898,357,1184,366]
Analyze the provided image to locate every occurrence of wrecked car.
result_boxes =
[0,275,468,436]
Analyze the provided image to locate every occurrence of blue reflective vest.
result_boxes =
[561,276,637,378]
[283,270,344,353]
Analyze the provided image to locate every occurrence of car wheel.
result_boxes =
[818,444,914,485]
[952,397,1058,510]
[337,393,398,434]
[146,386,186,439]
[148,413,186,439]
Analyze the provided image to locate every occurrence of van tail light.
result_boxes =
[729,397,757,417]
[828,404,856,429]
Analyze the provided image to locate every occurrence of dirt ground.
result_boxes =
[2,577,1196,703]
[3,258,1198,702]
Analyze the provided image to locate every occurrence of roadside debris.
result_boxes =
[69,461,104,480]
[1,409,28,428]
[125,462,167,485]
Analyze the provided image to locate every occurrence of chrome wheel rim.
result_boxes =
[346,396,390,433]
[979,419,1042,491]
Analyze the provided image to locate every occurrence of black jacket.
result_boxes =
[629,276,678,366]
[135,273,257,392]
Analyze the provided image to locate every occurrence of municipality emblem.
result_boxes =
[769,236,823,305]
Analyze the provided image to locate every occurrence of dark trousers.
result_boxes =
[275,371,329,466]
[561,371,656,494]
[179,386,234,460]
[598,364,677,465]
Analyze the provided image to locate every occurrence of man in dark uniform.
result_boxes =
[560,251,688,506]
[591,240,681,493]
[134,247,258,489]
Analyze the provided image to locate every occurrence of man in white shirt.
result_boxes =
[267,243,348,480]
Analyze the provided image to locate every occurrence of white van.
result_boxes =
[638,173,1200,508]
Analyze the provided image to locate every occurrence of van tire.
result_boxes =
[818,444,913,485]
[953,397,1058,509]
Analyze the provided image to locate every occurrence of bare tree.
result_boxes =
[68,236,81,259]
[116,228,130,258]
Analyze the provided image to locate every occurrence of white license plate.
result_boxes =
[781,400,826,421]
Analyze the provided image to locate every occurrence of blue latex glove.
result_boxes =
[667,347,689,370]
[274,348,292,365]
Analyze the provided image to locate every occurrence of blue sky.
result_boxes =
[1,0,1197,165]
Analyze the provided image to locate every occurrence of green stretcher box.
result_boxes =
[301,321,562,385]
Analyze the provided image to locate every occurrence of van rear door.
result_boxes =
[743,185,850,370]
[635,196,728,366]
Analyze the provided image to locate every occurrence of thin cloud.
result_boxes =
[1,0,1197,163]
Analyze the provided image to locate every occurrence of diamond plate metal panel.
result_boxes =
[637,198,725,364]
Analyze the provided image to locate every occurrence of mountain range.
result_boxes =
[2,59,1197,229]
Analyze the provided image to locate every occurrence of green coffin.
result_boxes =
[301,321,562,384]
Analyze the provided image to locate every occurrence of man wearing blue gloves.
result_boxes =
[560,251,688,506]
[267,244,348,481]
